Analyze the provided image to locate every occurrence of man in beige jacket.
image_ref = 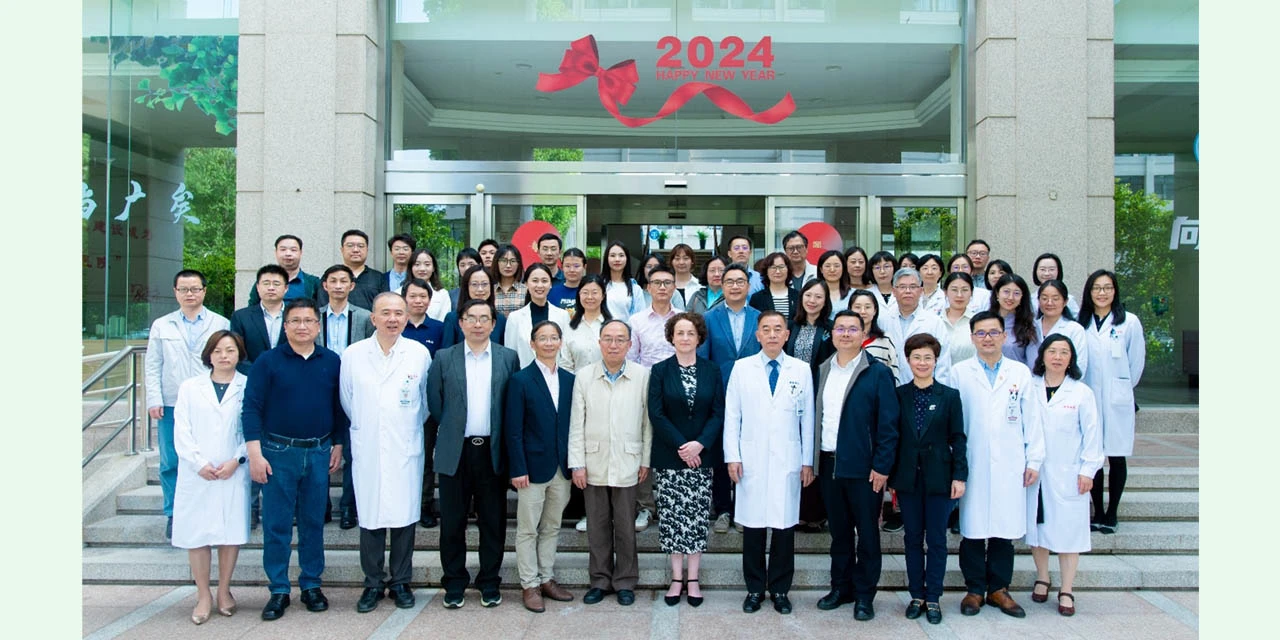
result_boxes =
[568,318,652,607]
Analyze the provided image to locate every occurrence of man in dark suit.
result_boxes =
[505,320,576,613]
[697,264,761,534]
[812,310,900,621]
[249,234,320,305]
[232,264,289,375]
[427,299,521,609]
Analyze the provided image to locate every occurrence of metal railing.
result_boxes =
[82,345,148,467]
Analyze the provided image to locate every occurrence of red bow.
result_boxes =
[536,35,795,128]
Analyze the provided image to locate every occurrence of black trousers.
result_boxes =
[419,418,440,515]
[360,524,415,589]
[438,437,507,594]
[798,471,826,524]
[820,453,883,602]
[712,462,733,517]
[340,443,355,512]
[742,526,795,595]
[958,536,1015,596]
[898,491,953,602]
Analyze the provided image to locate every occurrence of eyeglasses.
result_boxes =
[767,264,788,272]
[998,290,1022,299]
[286,318,319,326]
[175,287,205,294]
[722,278,748,287]
[650,280,675,288]
[1091,285,1115,293]
[730,244,750,251]
[872,264,894,271]
[462,316,492,325]
[784,244,806,253]
[909,354,936,363]
[600,337,629,345]
[832,327,861,336]
[342,242,367,249]
[966,249,989,257]
[534,336,561,344]
[893,284,921,291]
[972,329,1004,338]
[498,258,519,266]
[469,282,492,290]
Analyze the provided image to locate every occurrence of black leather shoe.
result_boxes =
[356,587,384,613]
[854,600,875,621]
[165,516,173,540]
[339,508,358,530]
[300,587,329,612]
[816,589,854,611]
[925,602,943,624]
[582,588,611,605]
[389,584,415,609]
[419,512,438,528]
[905,598,925,619]
[261,593,290,620]
[742,592,764,613]
[771,593,792,614]
[617,590,636,606]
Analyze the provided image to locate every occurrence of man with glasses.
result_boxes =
[243,298,348,621]
[569,319,652,607]
[951,311,1044,619]
[427,299,521,609]
[145,269,230,539]
[698,264,762,534]
[965,240,992,289]
[725,235,764,296]
[781,231,818,295]
[812,311,899,621]
[249,235,320,305]
[320,229,386,310]
[626,265,680,532]
[880,268,953,386]
[232,265,291,375]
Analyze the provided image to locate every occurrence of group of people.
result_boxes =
[145,229,1145,625]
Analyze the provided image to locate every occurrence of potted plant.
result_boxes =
[696,229,709,250]
[657,230,669,249]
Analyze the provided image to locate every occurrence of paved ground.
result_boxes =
[83,585,1197,639]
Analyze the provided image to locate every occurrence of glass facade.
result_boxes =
[1114,0,1198,404]
[82,1,239,351]
[389,0,965,164]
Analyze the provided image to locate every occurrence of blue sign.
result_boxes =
[649,228,660,240]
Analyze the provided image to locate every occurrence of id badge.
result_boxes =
[1006,387,1020,424]
[1110,327,1124,358]
[400,376,415,407]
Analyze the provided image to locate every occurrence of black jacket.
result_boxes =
[888,381,968,496]
[814,353,899,478]
[749,288,801,323]
[647,356,725,470]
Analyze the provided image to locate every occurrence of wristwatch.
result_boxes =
[237,456,247,464]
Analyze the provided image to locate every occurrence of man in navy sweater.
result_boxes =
[243,298,349,622]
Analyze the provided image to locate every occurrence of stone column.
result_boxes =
[235,1,383,306]
[970,0,1114,288]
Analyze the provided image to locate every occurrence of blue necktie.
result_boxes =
[768,360,779,395]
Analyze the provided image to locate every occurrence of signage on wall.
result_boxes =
[511,220,560,268]
[80,181,200,226]
[796,222,842,265]
[1169,216,1199,251]
[536,35,795,128]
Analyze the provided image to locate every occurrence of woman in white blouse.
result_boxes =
[409,248,451,321]
[602,241,645,320]
[946,254,991,314]
[172,330,250,624]
[938,272,977,367]
[559,274,610,373]
[505,263,571,368]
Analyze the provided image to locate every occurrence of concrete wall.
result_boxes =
[969,0,1115,288]
[235,1,384,307]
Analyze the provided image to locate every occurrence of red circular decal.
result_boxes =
[796,222,842,265]
[512,221,560,269]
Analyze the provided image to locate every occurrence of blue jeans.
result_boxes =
[261,438,331,594]
[156,407,177,517]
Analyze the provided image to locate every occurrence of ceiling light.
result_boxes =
[515,63,533,70]
[825,65,842,72]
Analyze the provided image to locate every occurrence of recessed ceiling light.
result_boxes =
[515,62,533,70]
[534,95,551,102]
[825,65,842,72]
[808,97,824,103]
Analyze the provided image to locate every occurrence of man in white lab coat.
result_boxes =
[340,292,431,613]
[724,311,815,615]
[952,311,1045,619]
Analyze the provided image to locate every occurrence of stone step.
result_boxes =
[144,464,1200,492]
[80,546,1198,589]
[84,515,1198,555]
[116,485,1200,521]
[1135,406,1198,434]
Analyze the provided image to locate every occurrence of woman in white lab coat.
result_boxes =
[171,330,250,624]
[1035,280,1089,377]
[1025,335,1104,617]
[868,251,899,314]
[1029,253,1080,317]
[505,263,571,368]
[1077,269,1145,534]
[939,273,977,367]
[918,254,948,315]
[946,254,991,314]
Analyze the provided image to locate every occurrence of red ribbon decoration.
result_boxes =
[536,35,795,128]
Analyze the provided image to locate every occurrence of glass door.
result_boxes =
[389,195,473,290]
[489,194,587,262]
[875,197,965,259]
[767,196,866,255]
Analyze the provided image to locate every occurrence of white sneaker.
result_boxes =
[576,517,588,532]
[713,512,732,534]
[635,508,652,532]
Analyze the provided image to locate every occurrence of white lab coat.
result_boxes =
[1030,292,1081,319]
[920,286,948,315]
[879,306,953,386]
[1081,313,1145,456]
[872,288,899,317]
[171,372,249,549]
[954,357,1046,540]
[723,353,815,529]
[1024,376,1104,553]
[967,287,992,316]
[1036,315,1090,378]
[339,336,431,529]
[504,303,571,368]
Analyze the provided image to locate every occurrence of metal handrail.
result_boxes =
[82,345,146,468]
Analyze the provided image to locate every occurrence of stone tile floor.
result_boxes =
[83,585,1198,639]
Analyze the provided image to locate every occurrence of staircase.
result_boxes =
[83,407,1198,590]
